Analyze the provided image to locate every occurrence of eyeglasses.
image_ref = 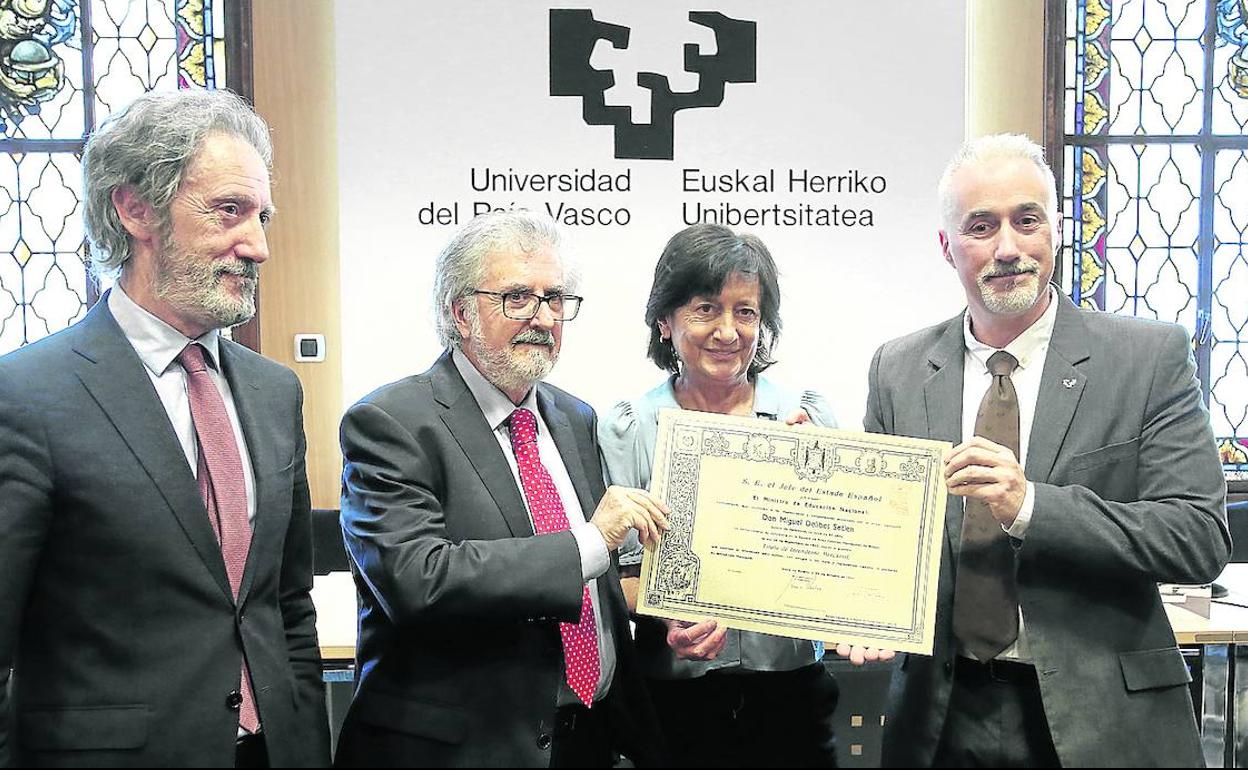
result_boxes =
[470,290,584,321]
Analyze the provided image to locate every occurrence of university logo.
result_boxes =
[549,9,757,160]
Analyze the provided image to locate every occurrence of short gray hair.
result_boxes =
[937,133,1058,233]
[432,210,576,347]
[82,88,273,276]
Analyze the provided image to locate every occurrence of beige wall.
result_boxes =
[251,2,1050,510]
[967,0,1048,140]
[253,0,343,510]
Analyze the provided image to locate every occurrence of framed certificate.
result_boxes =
[638,409,949,655]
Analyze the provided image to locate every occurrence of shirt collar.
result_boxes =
[108,284,222,375]
[659,374,780,419]
[451,347,540,433]
[963,285,1058,373]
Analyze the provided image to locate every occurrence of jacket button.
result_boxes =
[944,660,954,675]
[536,733,553,750]
[226,690,243,710]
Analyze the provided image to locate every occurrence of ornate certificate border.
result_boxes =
[638,409,948,652]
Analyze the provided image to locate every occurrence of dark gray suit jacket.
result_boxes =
[0,298,330,767]
[868,292,1229,767]
[335,350,664,768]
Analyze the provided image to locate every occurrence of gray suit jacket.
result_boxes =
[0,298,329,767]
[868,292,1228,767]
[334,350,664,768]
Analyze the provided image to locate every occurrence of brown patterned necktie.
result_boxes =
[953,350,1021,662]
[178,343,260,733]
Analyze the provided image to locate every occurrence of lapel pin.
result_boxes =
[1063,378,1077,389]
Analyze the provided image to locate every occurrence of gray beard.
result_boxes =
[463,306,556,394]
[153,239,258,330]
[976,264,1043,315]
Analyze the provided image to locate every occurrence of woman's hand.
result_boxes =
[784,409,811,426]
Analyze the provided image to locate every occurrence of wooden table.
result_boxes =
[314,571,358,664]
[1167,565,1248,768]
[312,565,1248,765]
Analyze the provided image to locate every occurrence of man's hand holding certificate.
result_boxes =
[637,409,949,655]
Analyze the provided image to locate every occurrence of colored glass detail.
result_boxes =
[0,0,225,352]
[0,0,77,137]
[177,0,225,88]
[1216,0,1248,131]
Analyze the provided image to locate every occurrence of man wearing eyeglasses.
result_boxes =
[335,210,670,768]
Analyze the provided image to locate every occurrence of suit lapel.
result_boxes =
[923,316,968,560]
[71,300,233,600]
[537,387,595,522]
[432,352,534,537]
[218,342,274,606]
[1025,294,1090,483]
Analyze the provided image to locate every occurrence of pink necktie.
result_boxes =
[508,407,600,707]
[178,343,260,733]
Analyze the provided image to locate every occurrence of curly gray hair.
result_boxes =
[432,210,578,347]
[82,88,273,276]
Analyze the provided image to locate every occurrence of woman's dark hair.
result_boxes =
[644,224,782,376]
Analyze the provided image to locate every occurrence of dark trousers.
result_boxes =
[647,662,839,768]
[549,700,614,768]
[235,732,269,768]
[933,658,1061,768]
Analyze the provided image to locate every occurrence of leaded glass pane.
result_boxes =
[0,1,82,140]
[1067,0,1113,137]
[92,0,182,114]
[1106,0,1206,135]
[1066,143,1112,309]
[1064,9,1079,136]
[176,0,226,88]
[0,0,225,354]
[0,151,87,345]
[1213,149,1248,472]
[1061,144,1078,297]
[1101,144,1201,329]
[1061,0,1248,478]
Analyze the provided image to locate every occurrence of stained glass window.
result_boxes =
[1059,0,1248,481]
[0,0,227,354]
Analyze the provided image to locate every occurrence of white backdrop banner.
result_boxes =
[336,1,968,425]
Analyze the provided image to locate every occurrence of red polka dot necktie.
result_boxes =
[178,343,260,733]
[508,407,600,707]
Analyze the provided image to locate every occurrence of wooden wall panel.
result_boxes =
[252,0,343,510]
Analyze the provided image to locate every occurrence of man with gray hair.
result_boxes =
[868,133,1228,766]
[336,210,669,767]
[0,89,329,767]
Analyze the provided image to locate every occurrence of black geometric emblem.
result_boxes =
[550,10,757,160]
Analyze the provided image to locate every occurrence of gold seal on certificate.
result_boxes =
[637,409,949,655]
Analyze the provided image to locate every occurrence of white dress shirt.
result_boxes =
[451,349,616,703]
[108,285,257,525]
[108,285,260,736]
[959,286,1059,662]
